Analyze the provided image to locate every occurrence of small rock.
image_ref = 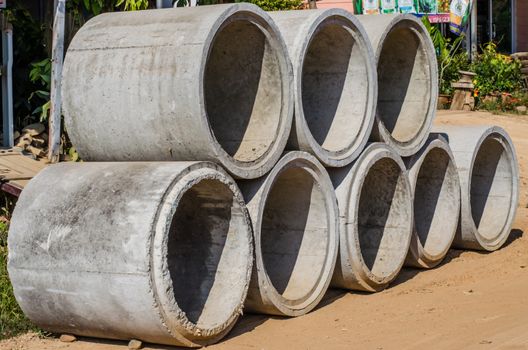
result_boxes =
[128,339,143,350]
[15,134,32,148]
[22,123,45,136]
[27,145,45,158]
[516,105,527,114]
[59,334,77,343]
[31,136,46,147]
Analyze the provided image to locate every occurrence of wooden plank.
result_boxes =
[0,151,47,196]
[48,0,65,163]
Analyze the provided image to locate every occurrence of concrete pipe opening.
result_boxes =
[359,15,437,156]
[432,125,518,251]
[329,144,412,292]
[8,162,253,347]
[271,9,376,166]
[300,13,375,165]
[241,152,338,316]
[405,138,460,268]
[167,179,251,333]
[205,16,284,164]
[470,138,515,243]
[358,158,411,282]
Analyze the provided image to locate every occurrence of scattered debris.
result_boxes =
[13,123,48,160]
[59,334,77,343]
[128,339,143,349]
[516,105,527,114]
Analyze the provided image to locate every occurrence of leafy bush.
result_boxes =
[471,42,522,97]
[421,17,470,95]
[236,0,303,11]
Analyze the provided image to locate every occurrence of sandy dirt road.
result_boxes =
[2,110,528,350]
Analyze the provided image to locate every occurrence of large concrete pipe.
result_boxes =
[329,143,413,292]
[357,14,437,157]
[238,152,338,316]
[8,162,253,347]
[433,125,519,251]
[268,9,377,167]
[404,136,460,268]
[62,4,293,179]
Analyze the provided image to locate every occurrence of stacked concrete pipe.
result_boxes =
[329,143,413,292]
[8,162,253,347]
[357,14,438,156]
[268,9,377,166]
[238,152,339,316]
[404,136,461,268]
[62,3,293,179]
[433,125,519,251]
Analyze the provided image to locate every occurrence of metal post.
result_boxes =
[470,0,477,58]
[1,13,14,148]
[48,0,65,163]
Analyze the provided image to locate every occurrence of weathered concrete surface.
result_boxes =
[62,4,293,179]
[404,135,460,268]
[329,143,413,292]
[7,162,253,347]
[433,125,519,251]
[238,152,338,316]
[357,14,438,157]
[269,9,376,167]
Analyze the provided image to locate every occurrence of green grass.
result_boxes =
[0,220,37,340]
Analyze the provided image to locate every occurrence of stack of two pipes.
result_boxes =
[7,4,519,348]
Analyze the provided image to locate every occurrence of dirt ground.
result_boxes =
[2,110,528,350]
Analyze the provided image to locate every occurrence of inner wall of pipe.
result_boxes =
[471,138,514,240]
[168,179,249,329]
[414,148,459,256]
[261,167,329,301]
[358,158,410,278]
[377,27,430,143]
[302,21,369,152]
[205,19,282,163]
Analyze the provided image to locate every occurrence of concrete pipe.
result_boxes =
[404,136,461,268]
[62,4,293,179]
[357,14,438,157]
[329,143,413,292]
[8,162,253,347]
[268,9,377,167]
[238,152,339,316]
[433,125,519,251]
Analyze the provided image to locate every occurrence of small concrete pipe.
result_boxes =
[329,143,413,292]
[8,162,253,347]
[404,136,461,268]
[268,9,377,167]
[433,125,519,251]
[357,14,438,157]
[238,151,339,316]
[62,4,293,179]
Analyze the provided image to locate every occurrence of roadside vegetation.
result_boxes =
[0,197,36,340]
[423,17,527,114]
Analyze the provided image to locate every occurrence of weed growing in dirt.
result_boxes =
[0,214,37,339]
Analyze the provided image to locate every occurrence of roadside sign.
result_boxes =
[0,0,5,9]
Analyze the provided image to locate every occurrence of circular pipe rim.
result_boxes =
[345,143,413,291]
[373,15,438,157]
[294,9,377,167]
[199,4,294,179]
[406,137,461,268]
[253,151,339,316]
[466,127,519,251]
[151,162,253,347]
